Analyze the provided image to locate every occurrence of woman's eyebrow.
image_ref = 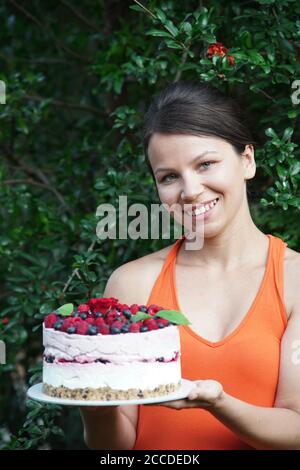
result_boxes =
[154,151,219,175]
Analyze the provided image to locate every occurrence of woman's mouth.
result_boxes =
[183,197,219,221]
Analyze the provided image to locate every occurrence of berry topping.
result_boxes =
[129,322,141,333]
[44,313,57,328]
[77,304,90,313]
[79,313,88,320]
[67,326,77,334]
[139,306,148,313]
[54,320,63,331]
[123,309,132,319]
[87,325,98,335]
[76,321,89,335]
[110,327,121,335]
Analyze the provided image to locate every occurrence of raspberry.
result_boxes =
[44,313,57,328]
[78,304,90,313]
[145,319,158,331]
[147,305,163,316]
[76,320,89,335]
[86,317,95,325]
[60,317,75,332]
[129,304,139,315]
[98,324,110,335]
[155,317,169,326]
[129,322,141,333]
[111,320,124,330]
[94,317,105,327]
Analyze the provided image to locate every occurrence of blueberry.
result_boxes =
[80,313,87,320]
[46,355,55,363]
[123,309,132,319]
[54,321,63,330]
[67,326,76,334]
[115,307,121,312]
[156,357,164,362]
[121,325,130,333]
[140,326,149,332]
[110,327,121,335]
[95,312,103,318]
[87,326,98,335]
[139,306,148,313]
[72,311,80,317]
[114,316,122,322]
[157,323,165,329]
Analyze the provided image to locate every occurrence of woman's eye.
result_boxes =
[159,162,215,184]
[160,173,176,183]
[200,161,214,169]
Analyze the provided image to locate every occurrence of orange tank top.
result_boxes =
[133,233,288,450]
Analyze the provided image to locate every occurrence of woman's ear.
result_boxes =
[241,144,256,180]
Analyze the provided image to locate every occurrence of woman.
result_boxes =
[80,80,300,450]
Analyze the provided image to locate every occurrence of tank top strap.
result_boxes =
[146,235,186,308]
[268,233,288,304]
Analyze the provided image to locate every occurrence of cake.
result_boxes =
[42,297,188,400]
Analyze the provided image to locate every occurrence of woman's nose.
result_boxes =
[180,177,205,202]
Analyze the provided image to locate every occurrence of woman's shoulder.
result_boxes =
[104,242,176,306]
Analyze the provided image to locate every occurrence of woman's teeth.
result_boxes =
[188,198,219,216]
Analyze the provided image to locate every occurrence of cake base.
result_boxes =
[43,381,181,400]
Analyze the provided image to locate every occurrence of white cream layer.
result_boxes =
[43,324,180,363]
[43,360,181,390]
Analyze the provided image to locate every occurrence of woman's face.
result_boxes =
[148,133,255,237]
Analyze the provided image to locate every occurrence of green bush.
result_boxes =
[0,0,299,449]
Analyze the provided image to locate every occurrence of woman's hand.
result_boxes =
[144,380,224,410]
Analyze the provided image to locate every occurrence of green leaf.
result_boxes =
[146,29,172,38]
[56,303,74,317]
[131,311,152,322]
[282,127,294,142]
[265,127,278,139]
[156,309,191,325]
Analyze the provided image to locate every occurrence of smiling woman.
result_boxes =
[81,80,300,451]
[129,80,300,450]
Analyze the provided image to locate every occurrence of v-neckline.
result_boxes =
[171,234,273,348]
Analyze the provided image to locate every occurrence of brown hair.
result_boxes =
[143,80,258,182]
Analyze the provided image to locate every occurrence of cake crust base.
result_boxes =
[43,381,181,400]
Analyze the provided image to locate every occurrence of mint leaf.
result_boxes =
[155,309,191,325]
[56,303,74,317]
[131,311,152,322]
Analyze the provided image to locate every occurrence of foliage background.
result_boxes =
[0,0,299,449]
